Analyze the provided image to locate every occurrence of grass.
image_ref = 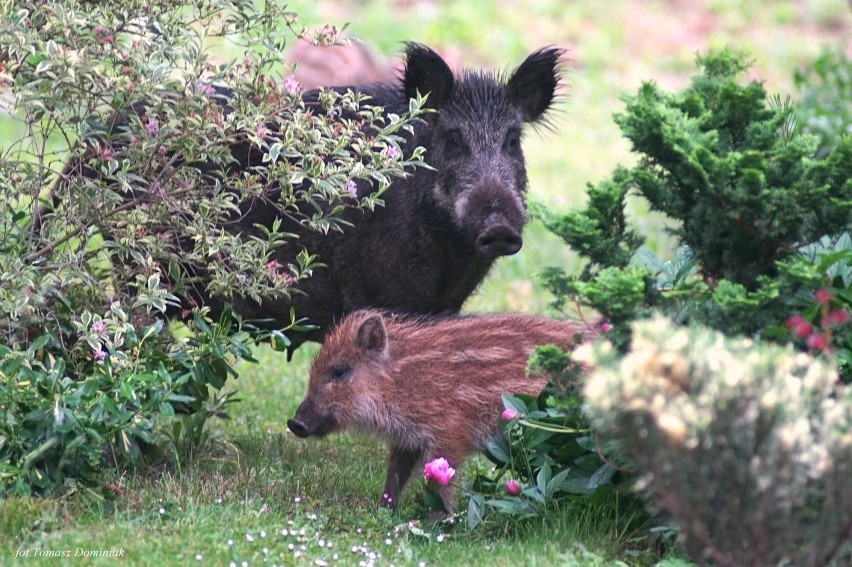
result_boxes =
[2,0,849,564]
[1,345,660,566]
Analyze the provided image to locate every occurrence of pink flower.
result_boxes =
[785,315,813,339]
[344,180,358,197]
[145,118,159,135]
[266,260,294,286]
[149,182,165,197]
[92,349,106,361]
[282,74,301,94]
[600,321,612,333]
[806,332,827,351]
[501,407,519,421]
[92,321,106,334]
[506,480,521,496]
[815,287,833,306]
[385,145,399,160]
[823,309,850,327]
[100,147,114,161]
[256,123,269,138]
[423,457,455,487]
[196,80,215,96]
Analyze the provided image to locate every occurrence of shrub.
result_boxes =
[535,49,851,375]
[0,1,421,496]
[579,316,852,566]
[461,50,851,550]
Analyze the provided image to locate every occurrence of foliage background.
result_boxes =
[1,0,850,565]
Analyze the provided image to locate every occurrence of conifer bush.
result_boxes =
[0,1,421,496]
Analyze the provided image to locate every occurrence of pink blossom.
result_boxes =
[344,180,358,197]
[92,349,106,361]
[145,118,159,135]
[823,309,850,327]
[501,407,519,421]
[815,287,833,306]
[266,260,294,286]
[282,74,301,94]
[256,123,269,138]
[92,321,106,334]
[149,182,165,197]
[385,145,399,160]
[94,25,106,36]
[100,147,114,161]
[196,80,215,96]
[806,332,827,351]
[785,315,813,339]
[600,321,612,333]
[129,134,138,144]
[423,457,455,487]
[506,480,521,496]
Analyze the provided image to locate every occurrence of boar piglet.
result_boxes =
[287,309,594,512]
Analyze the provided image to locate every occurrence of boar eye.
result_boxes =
[443,129,467,156]
[504,129,522,152]
[327,364,351,382]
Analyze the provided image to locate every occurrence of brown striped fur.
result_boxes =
[287,309,594,511]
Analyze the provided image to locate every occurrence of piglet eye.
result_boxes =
[327,364,351,381]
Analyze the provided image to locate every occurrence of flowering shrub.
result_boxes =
[0,2,421,496]
[579,316,852,566]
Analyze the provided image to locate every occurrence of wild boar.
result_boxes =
[197,43,565,353]
[287,309,593,512]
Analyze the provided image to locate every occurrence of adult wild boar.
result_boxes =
[287,309,593,512]
[210,43,564,352]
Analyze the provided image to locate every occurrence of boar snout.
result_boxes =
[475,224,522,257]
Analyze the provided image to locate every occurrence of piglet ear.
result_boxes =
[354,313,388,355]
[507,47,564,123]
[403,43,454,109]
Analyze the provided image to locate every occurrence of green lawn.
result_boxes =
[2,0,848,564]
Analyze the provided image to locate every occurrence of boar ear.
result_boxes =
[507,47,564,123]
[403,43,454,109]
[354,313,388,355]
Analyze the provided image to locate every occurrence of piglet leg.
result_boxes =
[380,444,422,510]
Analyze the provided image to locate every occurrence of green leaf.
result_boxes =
[484,435,511,465]
[467,495,484,529]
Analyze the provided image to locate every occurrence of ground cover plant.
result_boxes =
[2,0,851,565]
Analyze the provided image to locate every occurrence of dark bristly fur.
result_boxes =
[288,309,593,512]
